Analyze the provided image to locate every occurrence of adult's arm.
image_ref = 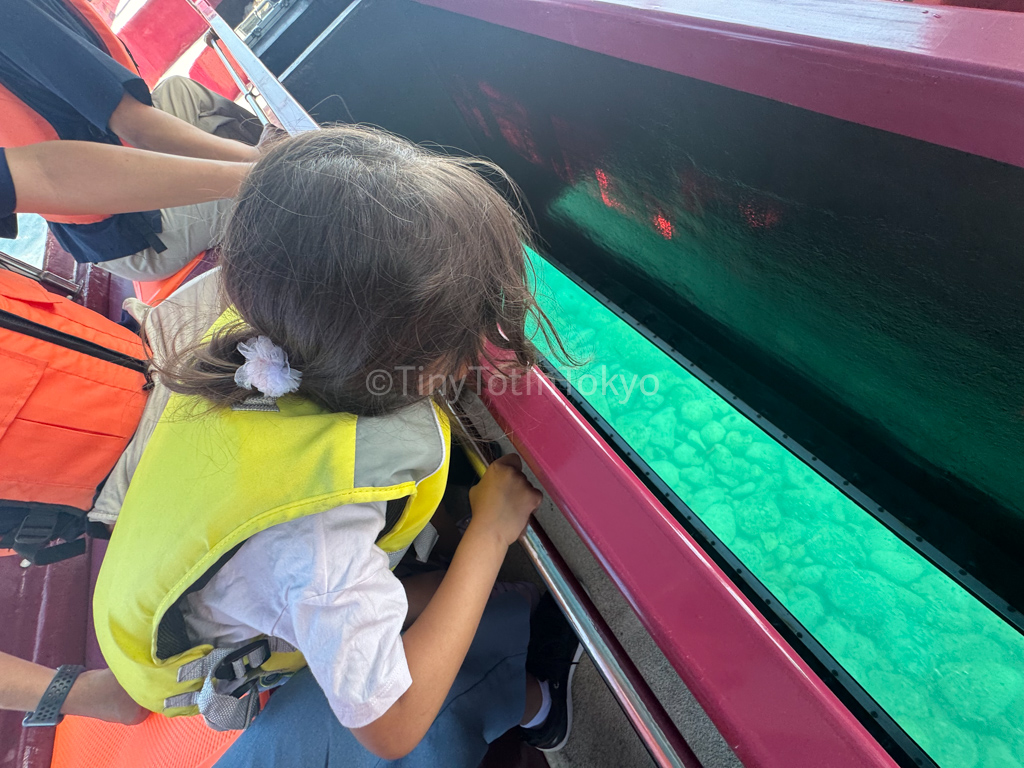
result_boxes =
[2,3,255,162]
[0,651,147,725]
[4,142,249,216]
[109,93,259,163]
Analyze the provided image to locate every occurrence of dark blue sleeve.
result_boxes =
[0,148,18,239]
[0,1,151,136]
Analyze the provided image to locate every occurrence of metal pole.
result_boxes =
[185,0,319,134]
[206,37,269,126]
[520,522,703,768]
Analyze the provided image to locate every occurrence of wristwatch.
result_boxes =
[23,664,86,727]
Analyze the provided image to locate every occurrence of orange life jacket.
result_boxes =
[0,0,139,226]
[0,270,148,534]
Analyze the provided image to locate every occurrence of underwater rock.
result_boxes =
[777,489,824,520]
[723,430,754,451]
[680,400,714,428]
[735,496,782,535]
[842,630,891,677]
[911,718,980,768]
[981,741,1022,768]
[690,487,727,509]
[937,661,1024,721]
[815,619,855,657]
[823,568,900,620]
[777,518,808,547]
[720,413,755,433]
[861,525,903,553]
[708,445,735,474]
[730,481,757,498]
[870,550,925,583]
[730,458,753,479]
[786,462,818,488]
[806,527,865,567]
[882,615,936,679]
[686,430,707,451]
[649,460,679,488]
[680,466,716,489]
[703,502,737,545]
[795,564,826,586]
[673,442,704,467]
[744,442,785,474]
[700,421,726,445]
[731,538,768,575]
[649,408,677,450]
[938,632,1000,659]
[865,670,933,721]
[788,586,825,627]
[639,393,666,411]
[911,574,979,633]
[613,411,651,451]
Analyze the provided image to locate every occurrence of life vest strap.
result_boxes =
[166,637,297,731]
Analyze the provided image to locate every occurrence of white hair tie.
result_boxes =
[234,336,302,399]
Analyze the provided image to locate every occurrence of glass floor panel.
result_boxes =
[528,248,1024,768]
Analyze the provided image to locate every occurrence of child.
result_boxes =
[92,126,581,765]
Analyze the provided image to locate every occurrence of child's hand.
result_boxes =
[468,454,543,547]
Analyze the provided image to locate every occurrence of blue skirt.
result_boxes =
[214,590,530,768]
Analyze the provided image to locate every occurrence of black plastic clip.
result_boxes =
[214,639,271,681]
[14,508,58,546]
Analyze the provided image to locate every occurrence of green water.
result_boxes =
[528,250,1024,768]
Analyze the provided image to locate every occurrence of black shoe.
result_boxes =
[521,593,584,752]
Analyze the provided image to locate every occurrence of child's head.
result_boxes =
[163,125,554,416]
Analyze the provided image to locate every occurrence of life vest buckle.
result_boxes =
[14,508,59,546]
[213,638,271,682]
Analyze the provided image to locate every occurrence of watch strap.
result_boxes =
[22,664,85,727]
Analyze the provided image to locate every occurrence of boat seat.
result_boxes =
[132,249,218,307]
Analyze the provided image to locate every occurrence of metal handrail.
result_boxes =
[205,36,269,127]
[179,6,701,764]
[520,524,700,768]
[186,0,318,134]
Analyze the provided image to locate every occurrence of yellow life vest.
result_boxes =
[93,323,450,727]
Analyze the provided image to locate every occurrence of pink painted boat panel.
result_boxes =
[414,0,1024,168]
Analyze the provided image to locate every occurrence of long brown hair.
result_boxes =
[158,125,565,416]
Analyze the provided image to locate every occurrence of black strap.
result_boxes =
[0,502,88,565]
[22,664,85,727]
[0,308,148,375]
[377,497,408,543]
[156,543,247,660]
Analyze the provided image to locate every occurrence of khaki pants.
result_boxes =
[99,77,259,281]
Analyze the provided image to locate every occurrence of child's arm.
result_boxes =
[0,651,147,724]
[4,142,249,217]
[350,454,542,760]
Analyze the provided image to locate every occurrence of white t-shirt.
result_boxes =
[181,500,412,729]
